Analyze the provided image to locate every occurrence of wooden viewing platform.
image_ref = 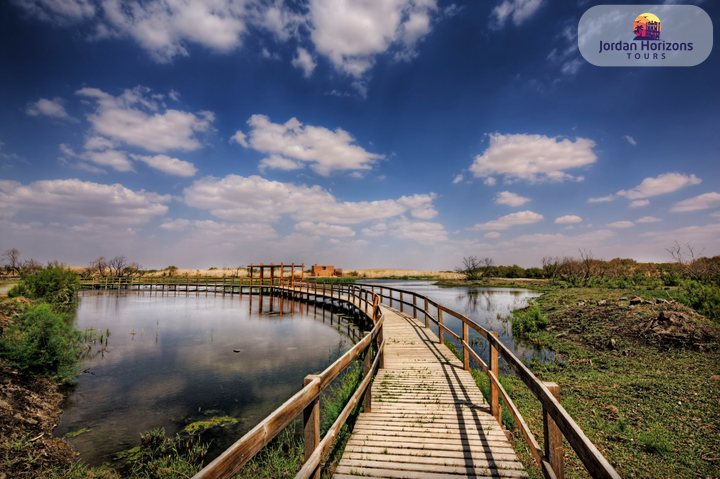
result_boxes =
[80,276,619,478]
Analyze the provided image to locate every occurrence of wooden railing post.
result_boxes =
[412,294,417,319]
[438,305,444,344]
[543,382,564,479]
[490,331,500,425]
[363,332,372,413]
[462,319,470,371]
[303,374,321,479]
[424,298,429,328]
[378,319,384,369]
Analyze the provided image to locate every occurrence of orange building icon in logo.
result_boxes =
[634,13,661,40]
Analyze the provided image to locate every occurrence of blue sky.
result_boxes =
[0,0,718,270]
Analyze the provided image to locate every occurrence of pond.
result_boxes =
[56,281,547,467]
[360,280,552,369]
[56,291,360,466]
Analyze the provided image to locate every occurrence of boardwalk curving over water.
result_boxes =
[335,305,526,479]
[89,276,619,479]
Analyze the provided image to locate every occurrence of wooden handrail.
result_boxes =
[193,282,384,479]
[352,282,619,479]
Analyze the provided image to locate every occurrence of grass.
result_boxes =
[229,360,367,478]
[0,303,81,383]
[2,429,209,479]
[443,340,516,430]
[500,286,720,478]
[308,277,357,284]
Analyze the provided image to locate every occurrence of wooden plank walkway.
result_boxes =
[334,305,527,478]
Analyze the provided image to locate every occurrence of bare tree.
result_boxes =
[541,256,561,280]
[89,256,109,277]
[667,241,715,282]
[2,248,21,274]
[455,256,494,281]
[579,249,596,283]
[557,256,583,283]
[20,258,42,274]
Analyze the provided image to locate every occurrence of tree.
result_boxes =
[455,256,494,281]
[579,249,597,284]
[541,256,561,280]
[667,241,716,282]
[2,248,21,274]
[20,259,42,274]
[89,256,109,277]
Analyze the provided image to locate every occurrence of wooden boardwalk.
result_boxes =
[335,305,527,479]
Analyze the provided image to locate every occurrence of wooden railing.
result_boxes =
[80,276,281,293]
[352,282,619,479]
[193,281,383,479]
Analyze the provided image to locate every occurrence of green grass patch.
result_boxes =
[501,286,720,478]
[0,303,81,383]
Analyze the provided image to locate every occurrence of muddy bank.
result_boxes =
[0,362,77,478]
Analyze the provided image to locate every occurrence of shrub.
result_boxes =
[0,304,81,382]
[9,265,80,307]
[677,280,720,323]
[511,305,548,336]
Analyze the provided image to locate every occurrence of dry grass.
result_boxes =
[67,266,464,279]
[348,269,462,279]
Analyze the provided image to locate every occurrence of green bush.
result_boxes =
[0,304,81,382]
[677,280,720,323]
[511,305,548,336]
[9,265,80,307]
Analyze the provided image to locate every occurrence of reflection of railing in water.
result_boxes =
[80,278,369,344]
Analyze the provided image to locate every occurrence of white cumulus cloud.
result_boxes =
[670,192,720,212]
[469,133,597,183]
[232,115,384,175]
[0,178,169,224]
[26,97,76,120]
[131,154,197,177]
[629,199,650,208]
[308,0,439,77]
[292,47,317,77]
[470,210,544,231]
[554,215,582,224]
[608,221,634,228]
[588,195,615,203]
[294,221,355,237]
[77,86,214,153]
[489,0,544,29]
[636,216,662,223]
[617,173,701,200]
[183,174,438,225]
[495,191,530,206]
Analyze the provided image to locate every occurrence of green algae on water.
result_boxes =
[183,416,237,435]
[63,428,93,438]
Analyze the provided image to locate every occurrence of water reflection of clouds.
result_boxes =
[58,292,357,466]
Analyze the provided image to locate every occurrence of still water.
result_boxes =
[57,282,546,466]
[361,280,549,367]
[56,291,359,466]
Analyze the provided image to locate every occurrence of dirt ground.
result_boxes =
[0,362,77,478]
[0,298,77,478]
